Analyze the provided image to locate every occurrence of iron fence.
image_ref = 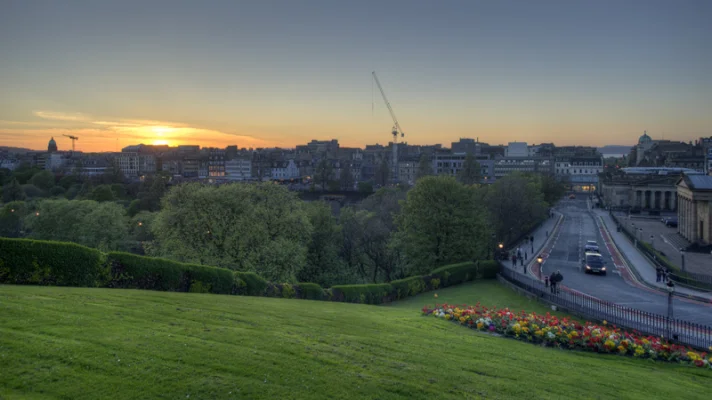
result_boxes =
[499,267,712,350]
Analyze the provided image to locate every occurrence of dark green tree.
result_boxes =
[315,159,333,191]
[457,153,481,185]
[395,176,489,275]
[416,154,433,180]
[298,202,344,286]
[2,178,26,202]
[339,164,355,191]
[29,170,55,190]
[89,185,116,202]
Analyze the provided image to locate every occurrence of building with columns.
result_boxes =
[599,167,692,210]
[676,174,712,246]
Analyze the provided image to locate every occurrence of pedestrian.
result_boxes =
[511,254,517,267]
[553,270,564,294]
[655,267,662,282]
[544,275,549,288]
[549,272,556,293]
[524,251,528,260]
[520,257,524,266]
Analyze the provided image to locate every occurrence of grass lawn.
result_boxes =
[1,281,709,400]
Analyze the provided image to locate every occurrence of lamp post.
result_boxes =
[631,222,637,248]
[537,255,543,264]
[498,242,504,260]
[680,248,686,272]
[490,233,496,260]
[666,280,675,339]
[650,235,655,249]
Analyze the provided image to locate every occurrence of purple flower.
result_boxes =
[489,325,496,332]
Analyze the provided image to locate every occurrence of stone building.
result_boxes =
[599,168,686,210]
[676,174,712,245]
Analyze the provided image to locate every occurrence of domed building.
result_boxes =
[636,130,654,165]
[47,137,58,153]
[638,131,652,145]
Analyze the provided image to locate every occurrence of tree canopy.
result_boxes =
[152,182,312,282]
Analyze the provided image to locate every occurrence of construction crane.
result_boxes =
[372,71,405,183]
[63,135,79,152]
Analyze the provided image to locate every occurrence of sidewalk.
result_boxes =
[502,213,562,276]
[594,209,712,303]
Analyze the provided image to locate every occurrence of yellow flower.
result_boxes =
[642,339,650,345]
[634,348,645,357]
[459,317,466,324]
[532,324,539,331]
[477,322,484,330]
[617,346,626,354]
[434,293,438,298]
[522,327,529,333]
[445,314,452,320]
[688,352,700,361]
[603,320,607,325]
[535,330,544,337]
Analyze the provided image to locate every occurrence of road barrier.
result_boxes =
[499,267,712,350]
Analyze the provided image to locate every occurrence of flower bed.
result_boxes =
[422,302,712,369]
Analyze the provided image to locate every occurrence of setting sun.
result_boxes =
[152,139,169,145]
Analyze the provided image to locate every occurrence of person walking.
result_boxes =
[553,270,564,294]
[655,267,662,282]
[511,253,517,267]
[544,275,549,288]
[549,272,556,294]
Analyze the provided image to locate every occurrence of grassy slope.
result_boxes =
[0,282,709,400]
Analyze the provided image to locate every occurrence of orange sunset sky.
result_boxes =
[1,1,711,153]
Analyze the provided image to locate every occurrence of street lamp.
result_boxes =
[650,235,655,249]
[666,280,675,339]
[680,248,686,272]
[490,233,496,260]
[537,255,544,264]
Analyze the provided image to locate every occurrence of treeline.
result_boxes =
[1,165,565,286]
[0,163,168,214]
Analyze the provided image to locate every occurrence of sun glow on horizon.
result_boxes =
[152,139,170,146]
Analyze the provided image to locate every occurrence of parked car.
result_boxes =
[665,217,678,227]
[583,252,607,275]
[568,194,576,199]
[584,240,600,253]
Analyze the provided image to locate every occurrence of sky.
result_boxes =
[1,0,711,153]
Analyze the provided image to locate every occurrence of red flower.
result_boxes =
[694,360,705,367]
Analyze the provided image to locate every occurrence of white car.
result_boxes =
[584,240,599,253]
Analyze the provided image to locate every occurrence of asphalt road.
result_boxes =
[542,194,712,326]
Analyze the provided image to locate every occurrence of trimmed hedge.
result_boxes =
[0,238,106,287]
[106,252,234,294]
[390,276,427,300]
[0,237,503,306]
[235,272,269,296]
[297,282,326,300]
[331,283,393,305]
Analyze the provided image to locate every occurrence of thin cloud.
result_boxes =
[33,111,92,122]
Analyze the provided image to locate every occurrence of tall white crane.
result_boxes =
[372,71,405,183]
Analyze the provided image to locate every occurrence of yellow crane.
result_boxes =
[63,134,79,151]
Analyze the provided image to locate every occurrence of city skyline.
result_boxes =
[1,1,711,152]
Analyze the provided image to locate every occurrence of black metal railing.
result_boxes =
[499,267,712,350]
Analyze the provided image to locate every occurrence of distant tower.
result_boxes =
[48,137,58,153]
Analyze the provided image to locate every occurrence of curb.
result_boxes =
[528,213,564,281]
[596,213,712,305]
